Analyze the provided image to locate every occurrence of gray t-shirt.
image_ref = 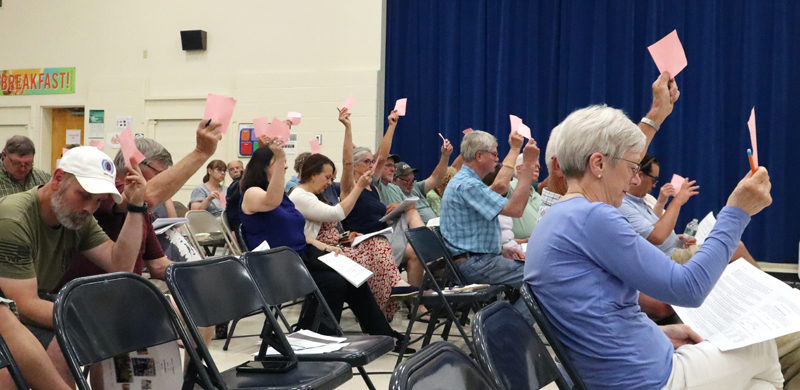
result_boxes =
[189,183,227,217]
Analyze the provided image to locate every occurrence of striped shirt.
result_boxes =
[0,161,50,199]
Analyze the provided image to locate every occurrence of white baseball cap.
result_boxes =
[58,146,123,203]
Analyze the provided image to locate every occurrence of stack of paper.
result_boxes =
[442,284,491,294]
[257,330,350,356]
[351,227,393,247]
[318,252,373,287]
[152,218,189,234]
[694,211,716,245]
[379,197,419,223]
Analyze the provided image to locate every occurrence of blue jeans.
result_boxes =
[457,253,533,324]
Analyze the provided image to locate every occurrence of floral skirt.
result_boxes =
[317,222,401,320]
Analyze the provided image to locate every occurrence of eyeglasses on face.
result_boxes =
[358,159,375,166]
[642,171,659,185]
[478,150,499,159]
[612,156,641,175]
[141,161,166,174]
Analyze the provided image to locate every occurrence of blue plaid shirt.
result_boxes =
[440,165,507,255]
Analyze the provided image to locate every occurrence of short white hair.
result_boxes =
[352,146,372,163]
[461,130,496,162]
[555,105,645,178]
[544,124,563,172]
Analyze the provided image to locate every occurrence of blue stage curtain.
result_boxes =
[385,0,800,262]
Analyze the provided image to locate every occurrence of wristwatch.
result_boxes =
[127,203,148,214]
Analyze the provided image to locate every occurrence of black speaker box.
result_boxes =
[180,30,207,51]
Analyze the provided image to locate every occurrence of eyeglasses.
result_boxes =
[395,176,414,184]
[642,171,659,185]
[358,159,375,166]
[479,150,499,159]
[141,161,166,174]
[612,157,641,175]
[6,158,32,169]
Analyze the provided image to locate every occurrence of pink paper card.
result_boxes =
[253,117,270,139]
[648,30,688,78]
[218,192,226,209]
[394,98,407,116]
[670,174,686,190]
[517,123,532,139]
[62,147,69,156]
[287,111,302,126]
[309,139,322,154]
[748,107,758,167]
[438,132,446,142]
[341,94,355,110]
[89,140,105,151]
[118,127,146,170]
[203,93,237,134]
[266,117,290,143]
[509,114,522,133]
[462,128,473,135]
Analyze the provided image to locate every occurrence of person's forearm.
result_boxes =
[490,150,520,194]
[649,201,682,245]
[640,106,669,154]
[164,199,178,218]
[19,297,55,329]
[192,196,213,211]
[425,152,451,193]
[144,150,210,210]
[653,196,668,217]
[501,173,533,217]
[338,185,364,215]
[110,212,144,272]
[372,123,397,180]
[341,124,355,196]
[450,154,463,170]
[264,158,286,207]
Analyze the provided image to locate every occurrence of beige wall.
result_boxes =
[0,0,386,203]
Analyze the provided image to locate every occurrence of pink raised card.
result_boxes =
[394,98,407,116]
[509,114,522,133]
[89,139,105,151]
[119,127,146,170]
[253,117,270,139]
[218,192,226,209]
[648,30,688,78]
[462,128,473,135]
[438,132,446,142]
[266,118,290,143]
[341,94,355,110]
[203,93,237,134]
[517,123,532,139]
[670,174,686,190]
[287,111,302,126]
[748,107,758,167]
[310,139,322,154]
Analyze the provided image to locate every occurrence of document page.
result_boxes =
[694,211,716,245]
[318,252,373,287]
[379,196,419,223]
[152,218,189,234]
[673,260,800,351]
[351,227,393,247]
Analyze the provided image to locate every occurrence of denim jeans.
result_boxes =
[457,253,533,324]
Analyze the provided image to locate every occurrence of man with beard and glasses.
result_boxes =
[0,146,146,388]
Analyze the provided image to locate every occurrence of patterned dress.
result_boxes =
[316,221,401,320]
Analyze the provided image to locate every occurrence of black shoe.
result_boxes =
[392,331,417,354]
[214,322,229,340]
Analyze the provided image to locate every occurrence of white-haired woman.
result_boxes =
[525,74,779,390]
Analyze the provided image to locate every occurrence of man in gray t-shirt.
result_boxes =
[390,142,454,224]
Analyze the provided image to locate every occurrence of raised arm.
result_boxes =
[372,110,399,180]
[339,108,356,197]
[144,120,222,210]
[242,139,287,214]
[648,180,699,245]
[423,139,454,193]
[338,170,371,215]
[638,72,680,154]
[490,131,524,194]
[500,140,539,217]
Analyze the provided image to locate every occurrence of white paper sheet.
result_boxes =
[255,329,350,356]
[673,260,800,351]
[351,227,393,247]
[253,240,271,251]
[317,252,373,287]
[379,196,419,223]
[426,217,440,227]
[152,217,189,234]
[694,211,716,245]
[102,341,182,390]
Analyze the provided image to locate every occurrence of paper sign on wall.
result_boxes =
[65,129,82,145]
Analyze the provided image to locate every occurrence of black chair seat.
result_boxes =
[418,285,505,306]
[294,335,394,366]
[218,361,352,390]
[389,342,496,390]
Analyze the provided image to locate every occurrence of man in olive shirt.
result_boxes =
[0,146,146,388]
[0,135,51,198]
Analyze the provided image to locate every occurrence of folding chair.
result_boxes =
[173,200,189,218]
[0,334,28,390]
[472,301,571,390]
[521,284,586,389]
[389,341,497,390]
[166,256,352,390]
[220,210,243,255]
[241,248,394,390]
[53,272,214,390]
[184,210,241,257]
[397,227,505,366]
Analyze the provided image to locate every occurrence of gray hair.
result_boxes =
[460,130,496,162]
[352,146,372,164]
[555,105,645,178]
[114,137,173,173]
[543,123,563,172]
[3,135,35,156]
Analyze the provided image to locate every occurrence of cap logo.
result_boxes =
[101,159,115,176]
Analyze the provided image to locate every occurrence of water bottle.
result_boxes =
[684,218,699,237]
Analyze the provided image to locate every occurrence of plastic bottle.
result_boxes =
[684,218,699,237]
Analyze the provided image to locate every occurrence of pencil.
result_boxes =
[747,149,756,174]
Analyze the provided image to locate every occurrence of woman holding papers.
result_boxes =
[189,159,227,216]
[239,140,411,351]
[524,82,781,390]
[289,153,416,320]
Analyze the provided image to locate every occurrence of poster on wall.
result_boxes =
[88,110,105,139]
[0,67,75,95]
[65,129,82,145]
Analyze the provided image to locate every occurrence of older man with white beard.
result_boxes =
[0,146,146,388]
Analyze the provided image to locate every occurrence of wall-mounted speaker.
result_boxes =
[180,30,207,51]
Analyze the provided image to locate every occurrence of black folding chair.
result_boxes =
[389,341,497,390]
[241,247,394,390]
[53,272,214,390]
[0,334,28,389]
[166,256,352,390]
[397,227,505,365]
[521,284,586,389]
[473,301,571,389]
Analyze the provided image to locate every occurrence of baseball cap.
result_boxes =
[394,161,418,177]
[387,154,401,163]
[58,146,123,203]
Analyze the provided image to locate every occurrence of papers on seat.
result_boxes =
[152,217,189,234]
[256,330,349,356]
[694,211,716,245]
[441,284,491,294]
[318,252,373,287]
[426,217,440,227]
[673,260,800,351]
[253,240,271,252]
[379,196,419,223]
[102,341,182,389]
[351,227,393,247]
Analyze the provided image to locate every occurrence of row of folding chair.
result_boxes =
[52,248,395,389]
[389,284,586,390]
[183,210,242,258]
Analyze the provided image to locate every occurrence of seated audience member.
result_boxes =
[425,166,457,216]
[537,124,566,219]
[439,128,539,318]
[506,153,542,240]
[0,135,51,198]
[481,164,525,260]
[526,76,782,388]
[618,154,759,267]
[290,153,416,319]
[227,160,243,182]
[285,151,311,194]
[189,159,227,217]
[225,160,244,233]
[0,146,147,387]
[391,140,454,224]
[239,140,412,352]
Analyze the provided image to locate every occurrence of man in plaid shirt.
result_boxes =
[0,136,51,198]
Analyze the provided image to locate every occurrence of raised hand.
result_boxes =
[674,179,699,205]
[726,167,772,216]
[441,139,453,156]
[387,110,399,126]
[123,157,147,206]
[196,119,223,158]
[338,107,352,127]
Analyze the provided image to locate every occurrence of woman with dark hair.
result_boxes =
[239,139,411,350]
[189,159,227,216]
[289,153,416,320]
